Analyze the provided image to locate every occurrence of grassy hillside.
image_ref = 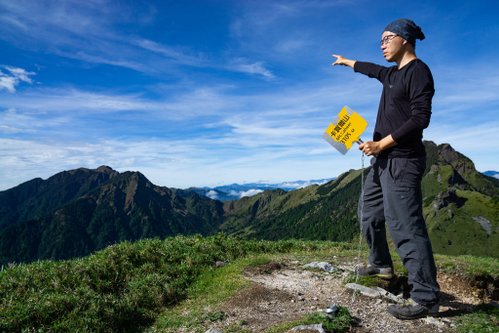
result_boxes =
[1,235,497,333]
[0,235,342,332]
[222,169,364,242]
[425,189,499,257]
[422,142,499,257]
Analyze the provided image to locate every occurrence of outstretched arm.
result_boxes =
[332,54,356,68]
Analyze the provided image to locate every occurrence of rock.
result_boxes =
[214,260,227,267]
[346,283,404,303]
[205,329,222,333]
[303,262,338,273]
[324,304,340,319]
[290,323,326,333]
[421,316,447,328]
[345,283,381,298]
[473,216,493,235]
[375,287,404,303]
[433,189,467,209]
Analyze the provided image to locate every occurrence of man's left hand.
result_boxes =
[359,141,382,156]
[358,134,397,156]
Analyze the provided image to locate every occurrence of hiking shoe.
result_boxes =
[356,265,394,279]
[387,299,439,320]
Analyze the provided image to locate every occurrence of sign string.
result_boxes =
[351,151,365,304]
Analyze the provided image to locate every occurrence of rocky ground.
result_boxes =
[203,259,490,333]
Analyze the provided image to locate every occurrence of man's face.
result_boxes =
[380,31,405,62]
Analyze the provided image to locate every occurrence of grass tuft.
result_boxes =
[454,304,499,333]
[264,308,354,333]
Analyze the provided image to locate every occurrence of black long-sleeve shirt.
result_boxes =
[354,59,434,158]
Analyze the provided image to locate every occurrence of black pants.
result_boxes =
[360,156,440,306]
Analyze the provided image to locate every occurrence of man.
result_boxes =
[332,18,440,320]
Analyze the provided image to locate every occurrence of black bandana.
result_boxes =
[384,19,425,47]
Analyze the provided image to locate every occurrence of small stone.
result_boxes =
[214,261,226,268]
[205,329,222,333]
[291,324,326,333]
[421,316,446,328]
[375,287,404,303]
[345,283,381,298]
[303,262,338,273]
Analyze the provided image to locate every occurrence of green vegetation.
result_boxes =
[343,273,379,287]
[222,168,364,242]
[454,304,499,333]
[1,235,498,332]
[425,189,498,258]
[0,235,346,333]
[148,255,268,332]
[264,309,354,333]
[436,254,499,279]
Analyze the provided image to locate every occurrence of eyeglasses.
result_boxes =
[380,34,398,46]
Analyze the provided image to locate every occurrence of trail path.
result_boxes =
[211,260,486,332]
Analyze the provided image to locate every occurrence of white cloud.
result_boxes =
[0,76,16,93]
[239,189,264,198]
[206,190,219,200]
[0,66,35,93]
[228,59,275,79]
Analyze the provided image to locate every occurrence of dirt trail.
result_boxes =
[213,260,487,332]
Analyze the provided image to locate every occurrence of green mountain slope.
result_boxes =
[222,169,363,241]
[0,167,224,264]
[422,143,499,256]
[223,141,499,257]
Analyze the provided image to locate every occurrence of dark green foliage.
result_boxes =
[0,167,115,227]
[0,235,310,333]
[0,167,224,265]
[222,170,364,242]
[265,308,354,333]
[306,309,354,333]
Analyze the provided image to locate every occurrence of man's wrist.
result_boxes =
[379,135,396,151]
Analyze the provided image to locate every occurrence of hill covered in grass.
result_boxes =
[0,235,497,332]
[0,235,350,332]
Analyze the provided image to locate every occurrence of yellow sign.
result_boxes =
[323,106,368,154]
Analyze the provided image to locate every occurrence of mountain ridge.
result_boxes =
[0,166,224,264]
[0,141,497,264]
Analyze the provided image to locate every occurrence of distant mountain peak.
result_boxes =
[96,165,117,174]
[438,143,460,163]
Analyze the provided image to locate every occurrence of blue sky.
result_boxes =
[1,0,498,190]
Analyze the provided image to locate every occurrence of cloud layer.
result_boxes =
[0,1,498,190]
